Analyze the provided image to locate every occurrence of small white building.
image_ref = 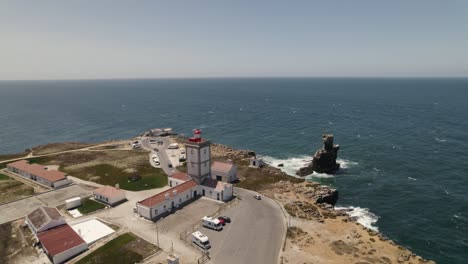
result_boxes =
[249,156,264,168]
[200,178,233,201]
[93,185,126,206]
[25,207,66,235]
[37,224,87,264]
[7,160,71,188]
[211,160,238,183]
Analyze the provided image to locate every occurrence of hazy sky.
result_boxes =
[1,0,468,80]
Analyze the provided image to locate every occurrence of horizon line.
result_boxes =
[1,76,468,82]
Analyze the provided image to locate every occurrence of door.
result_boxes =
[202,189,205,196]
[194,190,197,196]
[171,201,175,208]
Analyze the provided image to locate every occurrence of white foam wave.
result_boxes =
[262,156,358,177]
[336,158,359,169]
[435,138,447,142]
[306,172,335,179]
[408,177,417,181]
[335,206,379,231]
[262,155,311,176]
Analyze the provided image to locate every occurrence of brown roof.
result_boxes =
[38,224,86,256]
[93,185,125,198]
[139,180,198,208]
[211,161,235,173]
[202,178,230,191]
[170,172,191,182]
[8,160,67,182]
[26,207,62,231]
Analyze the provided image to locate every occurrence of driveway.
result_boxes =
[140,137,176,176]
[201,188,286,264]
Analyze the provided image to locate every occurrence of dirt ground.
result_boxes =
[264,182,436,264]
[0,174,35,203]
[0,219,49,264]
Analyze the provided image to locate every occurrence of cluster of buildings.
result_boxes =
[136,129,237,220]
[6,160,71,188]
[25,207,87,264]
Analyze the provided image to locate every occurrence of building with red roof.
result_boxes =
[211,160,238,183]
[37,224,87,264]
[7,160,71,188]
[93,185,126,205]
[136,179,199,220]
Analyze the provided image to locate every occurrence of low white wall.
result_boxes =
[52,242,87,264]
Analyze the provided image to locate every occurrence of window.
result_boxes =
[203,149,207,154]
[186,194,189,199]
[179,198,182,203]
[164,205,166,211]
[154,209,158,214]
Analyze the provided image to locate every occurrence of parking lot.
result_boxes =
[199,188,286,264]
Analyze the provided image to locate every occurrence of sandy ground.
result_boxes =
[264,182,436,264]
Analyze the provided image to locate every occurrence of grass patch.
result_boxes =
[24,150,167,191]
[76,233,158,264]
[31,142,94,155]
[0,173,34,203]
[78,198,106,215]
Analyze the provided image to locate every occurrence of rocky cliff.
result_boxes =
[297,134,340,176]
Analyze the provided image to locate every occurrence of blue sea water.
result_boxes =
[0,78,467,263]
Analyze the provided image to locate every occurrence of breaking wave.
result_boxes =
[262,155,358,177]
[335,206,380,231]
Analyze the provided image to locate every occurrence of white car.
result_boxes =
[253,194,261,200]
[150,139,157,144]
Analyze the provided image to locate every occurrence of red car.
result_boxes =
[217,217,226,225]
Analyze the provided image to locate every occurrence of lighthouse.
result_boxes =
[185,129,211,184]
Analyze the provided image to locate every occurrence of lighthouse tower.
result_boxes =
[185,129,211,184]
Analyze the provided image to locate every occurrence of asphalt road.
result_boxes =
[140,137,176,176]
[201,188,286,264]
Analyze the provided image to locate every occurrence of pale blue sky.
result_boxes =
[1,0,468,80]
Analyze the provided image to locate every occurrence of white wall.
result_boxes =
[109,192,126,205]
[52,242,87,264]
[138,187,197,220]
[53,178,71,188]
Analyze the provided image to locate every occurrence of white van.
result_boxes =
[202,216,223,231]
[168,143,179,149]
[191,231,211,250]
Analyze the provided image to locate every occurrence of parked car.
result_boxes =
[150,139,156,144]
[217,218,225,225]
[253,194,261,200]
[154,148,159,152]
[218,216,231,223]
[154,161,160,166]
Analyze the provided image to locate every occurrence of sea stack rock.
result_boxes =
[297,134,340,176]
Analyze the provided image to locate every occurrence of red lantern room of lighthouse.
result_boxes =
[189,129,203,142]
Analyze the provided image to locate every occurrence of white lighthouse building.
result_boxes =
[186,129,211,184]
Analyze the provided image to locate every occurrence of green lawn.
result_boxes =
[76,233,158,264]
[66,164,167,191]
[0,173,10,180]
[77,198,106,215]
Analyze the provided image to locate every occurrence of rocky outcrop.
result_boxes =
[297,134,340,176]
[271,181,339,206]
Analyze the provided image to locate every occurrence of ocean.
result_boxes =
[0,78,467,263]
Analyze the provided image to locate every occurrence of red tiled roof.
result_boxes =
[202,178,231,191]
[26,207,62,231]
[139,180,198,208]
[37,224,86,256]
[93,185,125,198]
[171,172,191,182]
[211,161,235,173]
[8,160,67,182]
